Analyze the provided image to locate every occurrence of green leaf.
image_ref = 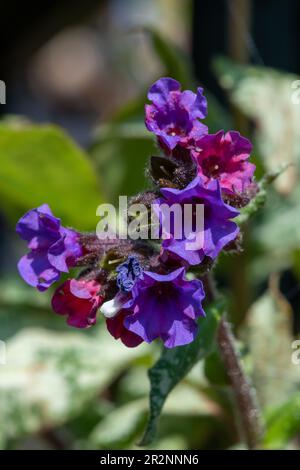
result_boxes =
[240,275,299,409]
[90,122,156,202]
[0,278,69,340]
[204,350,229,386]
[0,327,148,448]
[163,382,221,417]
[88,399,147,450]
[264,392,300,449]
[0,123,104,230]
[255,184,300,250]
[140,301,222,446]
[247,167,300,281]
[144,435,187,451]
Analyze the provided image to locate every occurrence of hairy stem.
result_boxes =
[204,273,264,449]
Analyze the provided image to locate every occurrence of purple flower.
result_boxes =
[145,77,208,151]
[16,204,82,291]
[193,130,255,194]
[157,176,240,266]
[122,267,205,348]
[116,256,143,293]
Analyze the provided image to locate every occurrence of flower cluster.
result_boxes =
[16,77,256,349]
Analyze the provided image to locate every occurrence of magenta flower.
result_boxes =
[52,279,103,328]
[145,77,208,150]
[106,309,144,348]
[16,204,82,291]
[193,131,255,193]
[157,176,239,266]
[119,267,205,348]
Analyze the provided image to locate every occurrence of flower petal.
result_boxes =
[52,279,102,328]
[17,252,60,291]
[106,310,143,348]
[147,77,180,106]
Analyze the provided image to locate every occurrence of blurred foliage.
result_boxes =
[264,392,300,449]
[241,275,300,408]
[0,327,148,448]
[214,56,300,283]
[90,123,156,202]
[0,27,300,451]
[214,57,300,195]
[0,122,104,230]
[143,26,194,89]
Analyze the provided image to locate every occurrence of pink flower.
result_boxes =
[51,279,103,328]
[193,130,255,194]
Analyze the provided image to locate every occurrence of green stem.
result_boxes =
[204,274,264,449]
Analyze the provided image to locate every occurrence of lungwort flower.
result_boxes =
[15,76,257,351]
[103,267,205,348]
[193,130,255,194]
[145,77,208,150]
[16,204,82,291]
[52,279,103,328]
[157,176,240,265]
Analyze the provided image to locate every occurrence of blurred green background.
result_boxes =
[0,0,300,450]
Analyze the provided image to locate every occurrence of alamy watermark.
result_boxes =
[291,340,300,365]
[95,196,205,251]
[0,80,6,104]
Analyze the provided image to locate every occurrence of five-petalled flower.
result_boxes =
[193,130,255,194]
[157,176,240,265]
[103,268,205,348]
[145,77,208,151]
